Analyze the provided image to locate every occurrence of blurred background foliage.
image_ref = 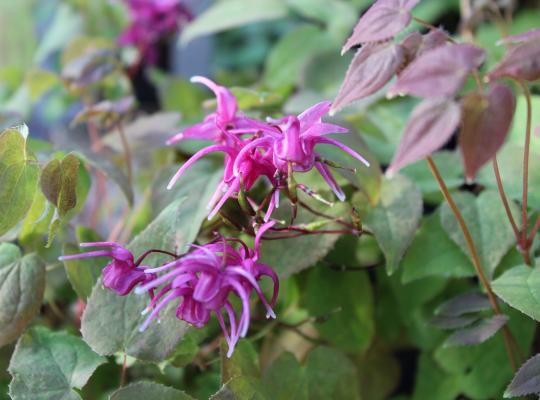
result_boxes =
[1,0,540,399]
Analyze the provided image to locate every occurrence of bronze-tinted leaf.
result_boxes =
[62,48,118,89]
[71,96,135,129]
[497,27,540,45]
[505,354,540,397]
[342,0,420,54]
[387,98,461,174]
[331,43,404,114]
[443,315,508,347]
[459,83,515,181]
[400,29,448,67]
[388,44,485,98]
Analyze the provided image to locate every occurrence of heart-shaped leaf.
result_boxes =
[505,354,540,397]
[387,98,461,174]
[459,83,515,181]
[110,382,195,400]
[0,252,45,347]
[8,327,106,400]
[342,0,420,54]
[331,43,404,114]
[388,44,485,98]
[489,40,540,82]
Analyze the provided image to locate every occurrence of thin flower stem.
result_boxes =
[518,80,533,251]
[298,201,356,230]
[427,156,518,372]
[528,215,540,247]
[117,122,133,187]
[120,353,127,387]
[492,157,520,239]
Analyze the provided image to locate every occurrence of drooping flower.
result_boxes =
[58,242,153,296]
[135,222,279,357]
[118,0,191,64]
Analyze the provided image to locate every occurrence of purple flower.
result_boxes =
[59,242,152,296]
[119,0,191,64]
[135,222,279,357]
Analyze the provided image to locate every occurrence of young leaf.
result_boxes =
[436,291,491,317]
[388,44,485,98]
[0,253,45,347]
[387,98,461,174]
[497,27,540,45]
[459,83,515,181]
[331,43,404,114]
[489,40,540,82]
[8,327,105,400]
[342,0,420,54]
[492,265,540,322]
[504,354,540,397]
[401,29,448,64]
[355,175,422,274]
[430,315,480,330]
[443,315,508,347]
[0,127,39,236]
[71,96,134,128]
[110,382,195,400]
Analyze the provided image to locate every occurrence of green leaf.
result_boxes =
[402,212,474,283]
[356,175,422,274]
[221,341,259,383]
[211,377,269,400]
[180,0,288,46]
[492,264,540,321]
[0,252,45,347]
[0,127,39,236]
[262,352,307,400]
[412,353,461,400]
[25,69,60,101]
[440,190,520,279]
[110,382,195,400]
[355,344,400,400]
[8,326,105,400]
[0,242,21,266]
[19,189,54,247]
[303,266,374,352]
[264,25,331,89]
[259,195,349,278]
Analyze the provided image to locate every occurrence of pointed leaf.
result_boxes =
[8,327,105,400]
[0,253,45,347]
[488,40,540,82]
[443,315,508,347]
[430,315,480,330]
[331,43,404,113]
[459,83,515,181]
[436,292,491,317]
[342,0,420,53]
[387,98,461,174]
[388,44,485,98]
[497,27,540,45]
[400,29,448,65]
[504,354,540,397]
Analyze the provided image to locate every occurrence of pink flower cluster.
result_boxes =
[118,0,191,64]
[59,222,278,356]
[167,76,370,221]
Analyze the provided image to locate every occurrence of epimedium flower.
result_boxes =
[134,222,279,357]
[118,0,191,65]
[58,242,156,296]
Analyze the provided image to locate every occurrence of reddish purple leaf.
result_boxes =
[459,83,515,181]
[341,0,420,54]
[388,44,485,98]
[400,29,448,69]
[386,98,461,174]
[331,43,404,114]
[488,40,540,82]
[497,27,540,45]
[443,315,508,347]
[435,291,491,317]
[505,354,540,397]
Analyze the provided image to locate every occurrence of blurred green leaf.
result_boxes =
[262,352,307,400]
[221,341,259,383]
[356,175,422,274]
[0,127,39,236]
[0,252,45,347]
[180,0,288,46]
[264,24,331,89]
[8,326,105,400]
[440,191,520,279]
[304,266,374,352]
[412,353,461,400]
[110,381,194,400]
[24,69,60,101]
[402,212,474,283]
